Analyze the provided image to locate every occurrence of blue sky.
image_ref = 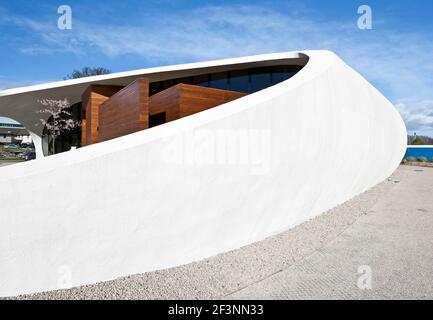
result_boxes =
[1,0,433,136]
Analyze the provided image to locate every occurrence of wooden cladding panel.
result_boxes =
[82,85,123,145]
[98,79,149,143]
[80,119,87,147]
[148,85,181,123]
[179,84,247,118]
[149,83,247,125]
[82,81,246,146]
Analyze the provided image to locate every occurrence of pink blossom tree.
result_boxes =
[37,99,81,154]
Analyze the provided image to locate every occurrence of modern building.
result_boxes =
[0,51,407,297]
[0,54,305,157]
[0,122,33,145]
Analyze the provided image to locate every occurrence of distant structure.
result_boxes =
[408,133,433,145]
[0,122,32,145]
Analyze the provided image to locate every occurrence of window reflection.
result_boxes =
[192,74,209,87]
[150,65,301,96]
[272,66,290,84]
[250,67,272,93]
[209,72,229,90]
[230,70,250,93]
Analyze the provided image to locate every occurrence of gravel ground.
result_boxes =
[5,167,401,300]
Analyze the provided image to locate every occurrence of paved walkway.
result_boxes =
[227,166,433,299]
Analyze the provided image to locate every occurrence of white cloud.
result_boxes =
[395,100,433,135]
[10,5,432,94]
[3,4,433,134]
[1,5,355,60]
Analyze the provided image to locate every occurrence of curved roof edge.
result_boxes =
[0,50,343,180]
[0,51,313,97]
[0,50,326,137]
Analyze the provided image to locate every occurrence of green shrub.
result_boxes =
[406,156,416,162]
[431,157,433,163]
[401,159,407,164]
[418,156,427,162]
[412,136,426,145]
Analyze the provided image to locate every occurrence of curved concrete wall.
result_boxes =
[0,51,406,297]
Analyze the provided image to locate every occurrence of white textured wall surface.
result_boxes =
[0,51,406,297]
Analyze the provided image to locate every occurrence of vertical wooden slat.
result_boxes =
[98,79,149,143]
[81,85,123,145]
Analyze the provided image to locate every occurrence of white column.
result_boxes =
[28,131,45,159]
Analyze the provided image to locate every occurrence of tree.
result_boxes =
[64,67,111,80]
[37,99,81,154]
[412,136,426,145]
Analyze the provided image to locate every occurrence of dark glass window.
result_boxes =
[148,65,301,96]
[209,72,229,90]
[149,112,166,128]
[162,79,176,90]
[229,70,250,93]
[192,74,209,87]
[250,67,272,92]
[176,77,192,85]
[149,82,162,95]
[271,66,290,85]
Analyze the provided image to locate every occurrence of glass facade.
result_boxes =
[149,65,302,95]
[250,67,272,93]
[209,72,230,90]
[229,69,250,93]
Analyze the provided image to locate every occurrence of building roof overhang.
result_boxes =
[0,51,308,136]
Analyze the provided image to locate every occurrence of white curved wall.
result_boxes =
[0,51,406,297]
